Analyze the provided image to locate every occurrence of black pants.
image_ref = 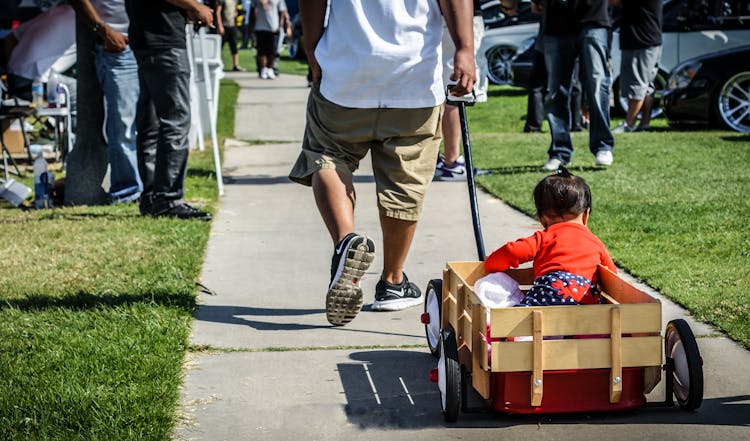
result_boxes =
[133,47,191,214]
[525,50,583,132]
[222,26,239,55]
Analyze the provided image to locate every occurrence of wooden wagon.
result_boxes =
[421,261,703,422]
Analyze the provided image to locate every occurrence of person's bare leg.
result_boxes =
[639,95,654,129]
[312,168,355,245]
[626,98,645,128]
[259,54,268,69]
[232,52,240,68]
[441,105,461,165]
[379,213,417,284]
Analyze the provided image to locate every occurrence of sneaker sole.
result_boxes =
[326,238,375,326]
[371,293,424,312]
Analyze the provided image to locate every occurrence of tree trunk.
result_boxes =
[64,20,108,206]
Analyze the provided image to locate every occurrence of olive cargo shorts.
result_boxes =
[289,87,443,221]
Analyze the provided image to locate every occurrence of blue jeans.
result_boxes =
[95,45,143,203]
[544,27,614,162]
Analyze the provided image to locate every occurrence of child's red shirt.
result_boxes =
[484,222,616,284]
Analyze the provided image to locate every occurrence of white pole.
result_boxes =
[197,26,224,196]
[185,26,206,152]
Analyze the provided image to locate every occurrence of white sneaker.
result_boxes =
[542,158,569,171]
[613,121,636,133]
[266,68,276,80]
[595,150,614,166]
[260,68,269,79]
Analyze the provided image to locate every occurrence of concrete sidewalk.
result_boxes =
[174,72,750,441]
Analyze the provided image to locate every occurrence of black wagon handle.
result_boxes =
[446,86,486,261]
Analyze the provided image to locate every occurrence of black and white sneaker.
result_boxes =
[372,273,423,311]
[326,233,375,326]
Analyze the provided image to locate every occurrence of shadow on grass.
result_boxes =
[721,134,750,143]
[487,87,527,98]
[478,165,609,176]
[1,290,196,312]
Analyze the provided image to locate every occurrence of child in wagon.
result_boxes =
[483,168,617,306]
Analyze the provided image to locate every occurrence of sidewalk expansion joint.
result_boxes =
[188,343,426,354]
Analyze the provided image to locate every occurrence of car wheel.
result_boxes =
[613,70,667,119]
[485,45,516,85]
[716,71,750,133]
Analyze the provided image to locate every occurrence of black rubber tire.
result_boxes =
[440,327,461,422]
[424,279,443,358]
[665,319,704,410]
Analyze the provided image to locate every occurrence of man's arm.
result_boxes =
[439,0,476,96]
[165,0,214,28]
[69,0,128,52]
[216,2,225,34]
[299,0,327,84]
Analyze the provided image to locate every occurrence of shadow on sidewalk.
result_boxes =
[224,174,376,186]
[337,349,750,430]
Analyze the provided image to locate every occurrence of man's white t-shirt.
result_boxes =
[315,0,445,109]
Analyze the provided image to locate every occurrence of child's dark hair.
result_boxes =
[533,167,591,217]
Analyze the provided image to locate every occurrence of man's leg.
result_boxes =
[441,105,461,164]
[626,98,645,128]
[639,95,655,128]
[580,26,614,157]
[95,45,143,203]
[379,214,417,284]
[524,49,546,132]
[312,168,355,245]
[543,35,576,165]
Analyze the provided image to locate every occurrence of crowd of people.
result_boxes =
[1,0,663,324]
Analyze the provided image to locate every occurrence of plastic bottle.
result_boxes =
[55,82,66,108]
[31,77,44,107]
[33,153,49,209]
[47,69,60,107]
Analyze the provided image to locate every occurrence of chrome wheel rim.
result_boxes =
[485,45,516,85]
[719,72,750,133]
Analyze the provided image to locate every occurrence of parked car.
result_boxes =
[510,0,750,117]
[611,0,750,114]
[480,0,540,30]
[661,45,750,132]
[479,21,539,85]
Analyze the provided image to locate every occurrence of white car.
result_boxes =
[479,22,540,85]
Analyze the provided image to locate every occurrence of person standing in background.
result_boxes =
[70,0,143,204]
[611,0,662,133]
[124,0,214,220]
[434,0,487,181]
[251,0,287,79]
[531,0,615,170]
[217,0,244,71]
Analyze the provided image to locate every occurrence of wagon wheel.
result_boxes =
[423,279,443,358]
[438,327,461,422]
[665,319,704,410]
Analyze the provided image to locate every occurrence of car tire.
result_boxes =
[485,45,516,85]
[715,71,750,132]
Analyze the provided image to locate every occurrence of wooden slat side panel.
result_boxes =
[610,307,623,403]
[490,336,662,372]
[472,304,489,371]
[598,265,658,304]
[447,261,487,288]
[471,304,491,399]
[457,284,473,355]
[531,311,543,406]
[441,267,450,330]
[489,303,661,337]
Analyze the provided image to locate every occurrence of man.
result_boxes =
[216,0,243,71]
[434,0,487,181]
[611,0,662,133]
[70,0,142,204]
[532,0,615,170]
[124,0,213,220]
[289,0,476,326]
[251,0,287,79]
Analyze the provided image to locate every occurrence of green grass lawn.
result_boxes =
[470,86,750,348]
[0,79,239,440]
